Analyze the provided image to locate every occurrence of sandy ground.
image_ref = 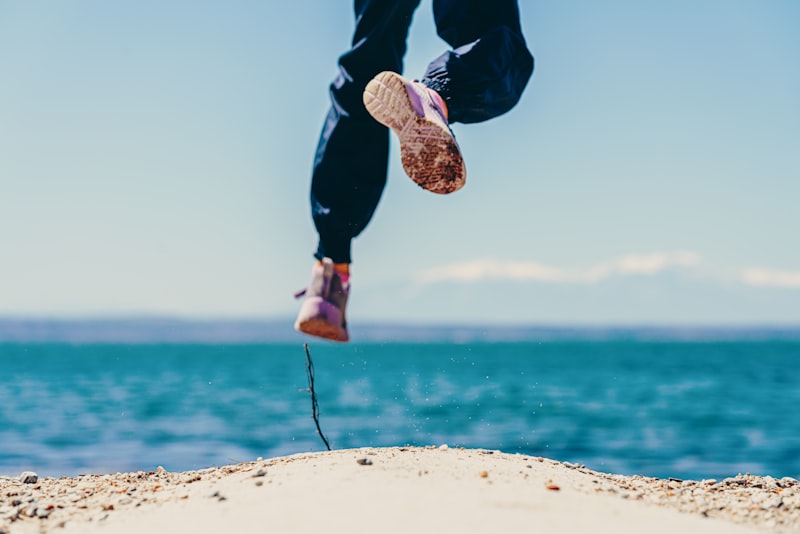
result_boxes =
[2,446,798,534]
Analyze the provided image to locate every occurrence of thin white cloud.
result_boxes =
[416,259,566,284]
[741,268,800,289]
[415,251,701,286]
[616,251,700,274]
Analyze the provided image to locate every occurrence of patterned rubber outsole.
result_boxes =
[363,71,465,194]
[295,317,349,343]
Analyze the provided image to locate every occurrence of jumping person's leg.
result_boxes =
[298,1,534,341]
[311,0,422,265]
[297,0,421,342]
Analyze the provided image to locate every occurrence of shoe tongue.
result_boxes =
[305,260,334,298]
[321,259,335,297]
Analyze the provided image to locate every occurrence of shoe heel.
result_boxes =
[294,297,348,342]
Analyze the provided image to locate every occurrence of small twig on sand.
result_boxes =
[304,343,331,451]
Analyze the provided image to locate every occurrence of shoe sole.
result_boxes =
[294,295,349,342]
[363,71,465,195]
[295,317,349,343]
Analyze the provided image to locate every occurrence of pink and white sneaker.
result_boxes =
[363,71,466,194]
[294,258,349,343]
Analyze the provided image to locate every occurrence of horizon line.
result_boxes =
[1,316,799,343]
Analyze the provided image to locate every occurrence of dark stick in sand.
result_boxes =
[304,343,331,451]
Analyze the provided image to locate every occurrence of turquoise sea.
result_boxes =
[1,333,799,480]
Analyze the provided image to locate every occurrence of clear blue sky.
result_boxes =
[1,1,798,324]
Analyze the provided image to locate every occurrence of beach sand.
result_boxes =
[2,446,798,533]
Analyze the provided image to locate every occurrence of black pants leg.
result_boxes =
[423,0,534,124]
[311,0,422,264]
[309,1,533,264]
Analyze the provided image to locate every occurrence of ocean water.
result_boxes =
[1,341,798,480]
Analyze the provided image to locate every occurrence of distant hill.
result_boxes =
[0,317,799,343]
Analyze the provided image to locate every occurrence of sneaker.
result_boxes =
[294,258,349,342]
[363,71,466,194]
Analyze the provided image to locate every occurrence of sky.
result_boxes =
[1,1,799,325]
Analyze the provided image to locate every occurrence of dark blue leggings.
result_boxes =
[310,0,534,263]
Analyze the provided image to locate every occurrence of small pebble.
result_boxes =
[356,458,373,466]
[479,471,489,478]
[19,472,38,484]
[546,480,561,491]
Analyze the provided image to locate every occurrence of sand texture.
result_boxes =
[2,446,798,533]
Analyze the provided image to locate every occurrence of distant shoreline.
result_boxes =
[1,317,799,343]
